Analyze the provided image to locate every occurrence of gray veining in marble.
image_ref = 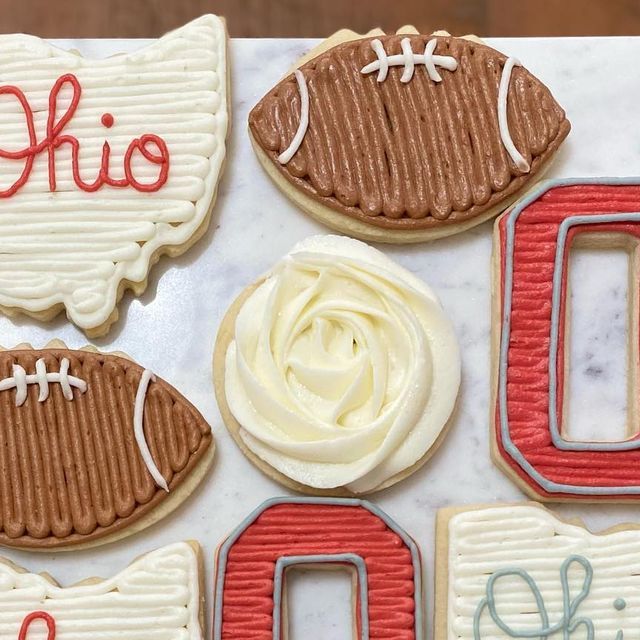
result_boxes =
[0,33,639,638]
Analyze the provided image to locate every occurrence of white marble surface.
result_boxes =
[2,33,640,638]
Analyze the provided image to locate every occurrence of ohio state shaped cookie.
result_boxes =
[493,178,640,501]
[0,15,228,336]
[437,503,640,640]
[0,541,203,639]
[249,28,570,243]
[213,496,424,639]
[0,342,214,549]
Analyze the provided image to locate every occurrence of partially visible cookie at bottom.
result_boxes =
[436,502,640,640]
[214,234,461,495]
[1,541,204,640]
[213,496,424,639]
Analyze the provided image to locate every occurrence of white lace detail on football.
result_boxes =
[361,37,458,83]
[0,357,87,406]
[498,57,531,173]
[134,369,169,492]
[278,69,310,164]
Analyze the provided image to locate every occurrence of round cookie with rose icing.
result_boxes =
[0,342,214,550]
[213,234,460,494]
[249,29,570,243]
[0,14,228,336]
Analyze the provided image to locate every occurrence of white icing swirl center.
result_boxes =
[224,235,460,493]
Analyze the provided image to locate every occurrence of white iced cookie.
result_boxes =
[0,15,228,336]
[215,235,460,494]
[0,542,203,639]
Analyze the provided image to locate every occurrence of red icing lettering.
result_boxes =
[0,73,169,197]
[101,112,114,128]
[19,612,55,640]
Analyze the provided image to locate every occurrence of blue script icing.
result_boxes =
[473,555,625,640]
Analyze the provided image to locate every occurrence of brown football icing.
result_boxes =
[0,349,212,548]
[249,35,571,229]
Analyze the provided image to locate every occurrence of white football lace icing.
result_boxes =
[498,57,531,172]
[448,506,639,640]
[361,37,458,83]
[0,357,87,406]
[224,235,460,493]
[277,69,309,165]
[134,369,169,492]
[0,542,202,639]
[0,15,227,331]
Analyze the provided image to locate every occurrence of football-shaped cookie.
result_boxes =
[0,346,213,550]
[249,32,570,242]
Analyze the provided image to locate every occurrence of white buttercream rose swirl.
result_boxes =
[224,235,460,493]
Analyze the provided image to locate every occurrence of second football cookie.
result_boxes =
[214,235,460,494]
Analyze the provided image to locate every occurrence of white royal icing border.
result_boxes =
[278,69,310,165]
[361,37,458,83]
[134,369,169,492]
[0,357,87,406]
[498,57,531,173]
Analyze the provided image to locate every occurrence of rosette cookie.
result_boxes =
[214,235,460,494]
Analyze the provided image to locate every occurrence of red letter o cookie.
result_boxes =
[494,178,640,500]
[213,497,423,639]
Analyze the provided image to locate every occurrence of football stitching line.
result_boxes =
[0,359,168,492]
[134,369,170,492]
[360,37,458,83]
[278,69,309,165]
[498,57,531,173]
[0,357,87,406]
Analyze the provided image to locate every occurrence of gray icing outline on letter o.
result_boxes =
[212,496,424,639]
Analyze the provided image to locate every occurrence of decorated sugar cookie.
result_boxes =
[214,235,460,494]
[493,178,640,501]
[0,541,203,639]
[0,15,228,336]
[437,503,640,640]
[213,496,423,639]
[0,342,214,549]
[249,28,570,243]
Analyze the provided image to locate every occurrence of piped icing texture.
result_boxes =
[224,235,460,492]
[447,505,640,640]
[0,15,227,332]
[0,349,211,548]
[249,34,570,229]
[215,498,421,639]
[495,180,640,498]
[0,542,202,639]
